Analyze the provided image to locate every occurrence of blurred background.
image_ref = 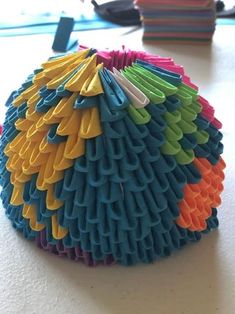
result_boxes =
[0,0,235,37]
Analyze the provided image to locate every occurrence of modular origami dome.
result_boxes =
[0,48,225,266]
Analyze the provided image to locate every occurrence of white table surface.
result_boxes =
[0,24,235,314]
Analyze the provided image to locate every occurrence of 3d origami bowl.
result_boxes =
[0,48,225,266]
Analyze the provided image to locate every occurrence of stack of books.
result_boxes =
[135,0,216,43]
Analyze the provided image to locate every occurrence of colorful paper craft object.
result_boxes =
[0,47,225,266]
[135,0,216,43]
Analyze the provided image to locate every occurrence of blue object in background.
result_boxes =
[0,11,118,37]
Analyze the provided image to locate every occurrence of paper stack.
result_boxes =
[135,0,216,43]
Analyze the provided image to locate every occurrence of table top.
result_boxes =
[0,25,235,314]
